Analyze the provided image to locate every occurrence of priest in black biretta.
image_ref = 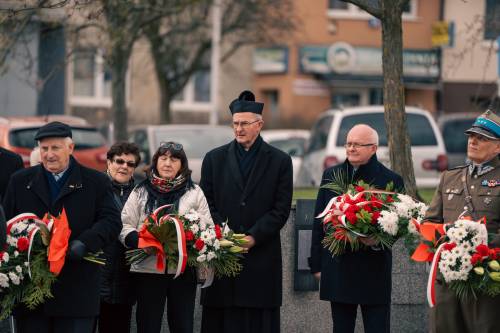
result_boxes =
[200,90,293,333]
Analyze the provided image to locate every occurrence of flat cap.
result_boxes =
[464,109,500,140]
[34,121,72,141]
[229,90,264,115]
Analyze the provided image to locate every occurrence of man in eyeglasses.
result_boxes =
[3,121,121,333]
[200,90,293,333]
[309,124,404,333]
[424,110,500,333]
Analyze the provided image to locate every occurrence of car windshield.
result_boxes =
[9,127,106,150]
[152,128,234,158]
[336,113,437,146]
[441,118,474,153]
[268,138,306,157]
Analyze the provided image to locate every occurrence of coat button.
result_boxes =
[241,201,246,207]
[470,185,475,189]
[463,206,468,210]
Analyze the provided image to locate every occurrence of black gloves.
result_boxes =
[125,231,139,249]
[68,240,87,261]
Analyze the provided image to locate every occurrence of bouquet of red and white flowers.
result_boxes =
[419,218,500,305]
[0,210,103,319]
[126,205,246,280]
[318,180,427,256]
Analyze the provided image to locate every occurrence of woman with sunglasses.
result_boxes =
[120,141,213,333]
[99,141,142,333]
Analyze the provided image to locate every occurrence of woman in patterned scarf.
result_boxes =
[120,142,213,333]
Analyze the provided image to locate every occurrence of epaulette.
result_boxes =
[448,164,468,171]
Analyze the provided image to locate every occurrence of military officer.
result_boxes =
[424,109,500,333]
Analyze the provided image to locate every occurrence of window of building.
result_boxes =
[262,90,280,120]
[327,0,417,20]
[69,49,117,108]
[171,51,212,112]
[484,0,500,40]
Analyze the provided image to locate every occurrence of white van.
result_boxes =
[297,106,447,188]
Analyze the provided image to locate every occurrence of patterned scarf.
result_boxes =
[150,172,187,193]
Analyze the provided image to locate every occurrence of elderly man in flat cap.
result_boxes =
[199,91,293,333]
[3,121,121,333]
[424,110,500,333]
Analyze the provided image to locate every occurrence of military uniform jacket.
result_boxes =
[425,156,500,247]
[199,139,293,308]
[310,155,404,305]
[3,158,121,317]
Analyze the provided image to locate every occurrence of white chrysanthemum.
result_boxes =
[15,265,22,273]
[14,251,19,258]
[199,220,207,231]
[200,231,212,243]
[0,273,9,288]
[190,224,199,234]
[206,251,216,262]
[24,262,29,267]
[196,254,207,263]
[184,209,200,222]
[213,239,220,250]
[407,220,419,236]
[417,203,428,218]
[199,245,207,254]
[377,211,399,236]
[392,202,413,219]
[7,236,17,247]
[8,272,20,285]
[2,252,9,263]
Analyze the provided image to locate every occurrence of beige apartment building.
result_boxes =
[441,0,500,114]
[252,0,441,128]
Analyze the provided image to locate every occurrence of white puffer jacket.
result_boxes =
[120,184,213,274]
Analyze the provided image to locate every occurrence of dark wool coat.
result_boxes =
[0,147,23,201]
[309,154,404,305]
[200,139,293,308]
[3,158,121,317]
[100,178,135,305]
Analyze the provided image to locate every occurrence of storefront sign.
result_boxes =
[299,43,440,83]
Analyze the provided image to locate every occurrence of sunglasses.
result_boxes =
[112,158,137,168]
[159,142,183,151]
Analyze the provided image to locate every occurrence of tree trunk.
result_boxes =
[381,1,417,197]
[157,75,172,124]
[110,52,129,141]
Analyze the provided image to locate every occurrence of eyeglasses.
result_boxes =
[159,142,183,151]
[113,158,137,168]
[232,119,260,129]
[344,143,376,149]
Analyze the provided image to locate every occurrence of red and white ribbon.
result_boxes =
[165,216,187,279]
[427,242,446,307]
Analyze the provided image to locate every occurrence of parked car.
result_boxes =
[129,125,234,183]
[438,112,479,168]
[261,129,310,186]
[297,106,448,188]
[0,115,108,171]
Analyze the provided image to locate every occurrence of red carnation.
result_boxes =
[371,211,381,224]
[471,253,483,266]
[476,244,490,257]
[443,242,456,251]
[185,230,194,241]
[214,224,222,239]
[194,239,205,251]
[363,205,373,213]
[17,237,29,252]
[489,248,500,260]
[355,185,365,193]
[346,212,357,225]
[386,195,394,203]
[372,200,383,209]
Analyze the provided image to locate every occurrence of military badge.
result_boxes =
[481,179,500,187]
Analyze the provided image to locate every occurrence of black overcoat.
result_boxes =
[309,154,404,305]
[0,147,23,201]
[3,157,121,317]
[200,139,293,308]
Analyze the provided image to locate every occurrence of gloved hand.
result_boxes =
[125,231,139,249]
[67,240,87,261]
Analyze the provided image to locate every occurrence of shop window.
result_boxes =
[484,0,500,40]
[328,0,417,19]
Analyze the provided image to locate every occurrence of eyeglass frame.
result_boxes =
[344,142,377,149]
[112,158,137,168]
[159,142,184,151]
[232,119,261,129]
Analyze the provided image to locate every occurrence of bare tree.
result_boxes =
[144,0,295,123]
[342,0,417,197]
